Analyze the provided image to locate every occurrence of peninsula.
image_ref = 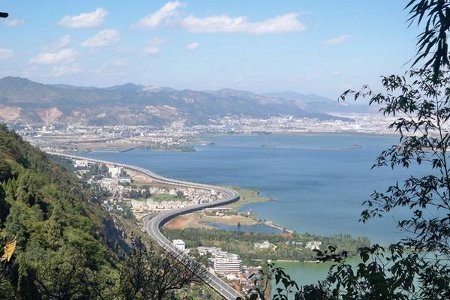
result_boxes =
[50,152,370,297]
[51,152,244,299]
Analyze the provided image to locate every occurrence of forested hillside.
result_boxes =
[0,123,121,298]
[0,124,216,299]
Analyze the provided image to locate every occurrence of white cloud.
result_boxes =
[324,35,350,45]
[142,38,166,56]
[82,30,120,47]
[186,42,199,50]
[143,46,161,56]
[51,65,81,77]
[3,19,24,27]
[45,35,71,51]
[0,49,14,60]
[181,13,305,34]
[59,8,107,28]
[55,35,71,49]
[134,1,184,29]
[133,2,305,35]
[30,48,78,64]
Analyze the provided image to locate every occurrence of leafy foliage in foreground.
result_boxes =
[243,70,450,300]
[0,124,120,298]
[0,125,206,299]
[242,0,450,297]
[407,0,450,80]
[118,235,206,300]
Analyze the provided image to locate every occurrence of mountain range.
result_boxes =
[0,77,371,126]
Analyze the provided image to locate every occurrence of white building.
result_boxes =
[173,239,185,252]
[198,246,221,256]
[118,176,131,184]
[212,253,242,274]
[98,178,115,189]
[108,165,122,178]
[254,240,275,250]
[305,241,322,250]
[74,159,89,168]
[197,246,242,274]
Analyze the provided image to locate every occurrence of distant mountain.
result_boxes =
[265,91,334,103]
[0,77,353,126]
[106,83,145,92]
[264,91,376,114]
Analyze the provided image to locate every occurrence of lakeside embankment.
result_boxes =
[71,130,399,153]
[62,152,369,265]
[126,167,276,231]
[73,133,411,294]
[164,187,276,231]
[52,153,244,300]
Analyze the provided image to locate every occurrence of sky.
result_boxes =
[0,1,421,98]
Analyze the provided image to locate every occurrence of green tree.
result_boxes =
[0,160,12,183]
[18,246,110,300]
[320,69,450,299]
[246,73,450,300]
[241,1,450,299]
[289,2,450,298]
[0,125,121,299]
[118,237,206,300]
[407,0,450,79]
[0,185,9,226]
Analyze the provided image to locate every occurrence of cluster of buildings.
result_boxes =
[198,246,242,277]
[128,186,223,219]
[197,246,268,295]
[11,112,404,154]
[174,241,261,293]
[95,165,132,192]
[70,159,229,221]
[15,123,197,152]
[71,158,324,296]
[193,114,397,135]
[131,198,188,212]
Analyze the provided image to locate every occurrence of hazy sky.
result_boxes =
[0,1,420,98]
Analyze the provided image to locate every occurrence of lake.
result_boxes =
[84,133,411,245]
[83,133,422,289]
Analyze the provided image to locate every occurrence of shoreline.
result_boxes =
[50,152,244,300]
[163,187,276,231]
[75,146,374,244]
[202,131,399,138]
[55,152,370,267]
[69,131,398,152]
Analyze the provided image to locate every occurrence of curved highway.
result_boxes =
[48,152,244,300]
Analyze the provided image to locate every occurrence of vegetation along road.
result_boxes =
[48,152,244,300]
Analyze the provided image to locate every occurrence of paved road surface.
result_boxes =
[48,152,244,300]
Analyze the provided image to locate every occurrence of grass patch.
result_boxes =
[227,187,271,209]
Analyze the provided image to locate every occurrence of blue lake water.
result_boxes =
[84,133,415,245]
[82,133,429,289]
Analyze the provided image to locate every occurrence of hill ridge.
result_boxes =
[0,76,359,126]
